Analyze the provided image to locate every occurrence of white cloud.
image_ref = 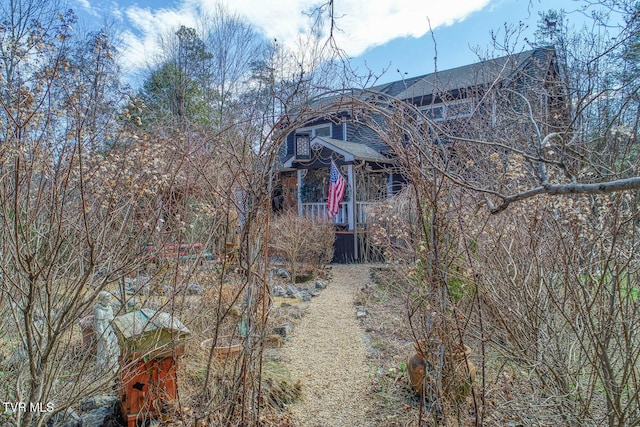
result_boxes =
[328,0,491,55]
[73,0,99,17]
[217,0,491,56]
[118,4,198,72]
[116,0,490,74]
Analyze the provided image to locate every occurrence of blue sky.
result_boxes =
[70,0,588,86]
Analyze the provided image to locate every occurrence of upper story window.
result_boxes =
[297,124,332,138]
[294,124,332,159]
[420,98,476,122]
[424,105,444,121]
[313,125,331,137]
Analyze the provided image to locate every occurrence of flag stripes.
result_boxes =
[327,161,346,218]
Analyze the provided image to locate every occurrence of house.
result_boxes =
[277,47,565,262]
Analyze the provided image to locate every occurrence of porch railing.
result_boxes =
[300,202,373,226]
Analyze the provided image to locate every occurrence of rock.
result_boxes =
[125,276,150,294]
[79,395,118,412]
[101,414,123,427]
[272,323,291,338]
[300,293,312,302]
[48,407,81,427]
[123,277,135,293]
[271,285,287,297]
[356,307,368,319]
[302,286,320,297]
[315,280,327,290]
[186,283,203,296]
[275,268,291,279]
[286,285,298,297]
[80,406,114,427]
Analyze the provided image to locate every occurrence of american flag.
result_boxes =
[327,161,346,218]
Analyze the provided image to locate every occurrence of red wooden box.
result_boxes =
[120,356,178,427]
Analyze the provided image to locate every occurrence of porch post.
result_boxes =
[297,169,303,218]
[347,164,355,231]
[347,163,358,260]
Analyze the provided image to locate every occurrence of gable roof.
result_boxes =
[313,136,393,163]
[361,47,555,102]
[281,135,393,169]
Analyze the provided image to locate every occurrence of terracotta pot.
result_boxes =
[407,352,430,395]
[200,336,242,360]
[407,342,475,398]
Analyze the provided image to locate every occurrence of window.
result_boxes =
[420,98,475,122]
[314,126,331,137]
[424,105,444,121]
[297,124,332,139]
[294,124,332,159]
[447,98,475,119]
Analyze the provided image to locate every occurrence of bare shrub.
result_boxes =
[269,210,335,282]
[366,188,421,263]
[473,192,640,425]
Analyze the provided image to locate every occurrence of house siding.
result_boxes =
[345,120,391,154]
[286,133,294,158]
[332,122,344,140]
[277,46,565,225]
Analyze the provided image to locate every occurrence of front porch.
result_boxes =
[299,201,372,227]
[279,135,397,262]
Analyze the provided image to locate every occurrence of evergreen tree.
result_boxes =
[137,26,213,130]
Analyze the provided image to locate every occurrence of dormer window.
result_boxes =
[314,125,331,137]
[294,124,332,159]
[297,124,332,139]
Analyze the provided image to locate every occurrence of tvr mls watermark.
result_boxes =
[2,401,54,413]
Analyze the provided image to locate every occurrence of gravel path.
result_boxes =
[280,264,376,427]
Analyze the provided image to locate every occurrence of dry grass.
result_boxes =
[356,266,594,427]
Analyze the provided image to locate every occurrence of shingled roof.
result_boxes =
[362,47,555,102]
[313,136,393,163]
